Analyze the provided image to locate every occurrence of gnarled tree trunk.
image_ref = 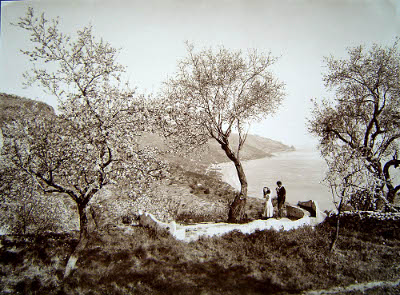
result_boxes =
[64,205,89,279]
[221,142,248,223]
[383,159,400,206]
[228,194,247,223]
[228,161,248,223]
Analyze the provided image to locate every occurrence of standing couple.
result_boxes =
[262,181,286,218]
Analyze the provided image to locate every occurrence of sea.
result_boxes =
[212,148,337,212]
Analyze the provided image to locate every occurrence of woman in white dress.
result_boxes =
[262,187,274,218]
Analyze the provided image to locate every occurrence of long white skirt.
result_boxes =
[263,199,274,218]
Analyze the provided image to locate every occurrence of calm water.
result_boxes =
[213,149,336,212]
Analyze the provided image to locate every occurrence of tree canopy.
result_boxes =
[160,43,285,221]
[1,7,164,277]
[309,40,400,211]
[161,43,285,150]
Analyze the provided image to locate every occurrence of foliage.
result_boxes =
[0,98,75,235]
[309,40,400,211]
[0,93,55,127]
[1,7,165,276]
[160,42,285,221]
[3,7,164,215]
[160,42,285,154]
[0,163,68,235]
[321,146,384,211]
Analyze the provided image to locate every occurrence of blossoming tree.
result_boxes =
[309,41,400,212]
[160,43,285,222]
[1,8,163,277]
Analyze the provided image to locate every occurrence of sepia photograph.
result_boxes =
[0,0,399,294]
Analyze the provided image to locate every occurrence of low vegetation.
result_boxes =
[1,7,399,295]
[1,214,399,294]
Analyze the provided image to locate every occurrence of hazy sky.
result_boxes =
[1,0,399,147]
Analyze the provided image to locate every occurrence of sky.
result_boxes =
[1,0,399,148]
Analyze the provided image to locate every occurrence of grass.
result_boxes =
[1,214,400,295]
[1,130,399,294]
[168,165,236,203]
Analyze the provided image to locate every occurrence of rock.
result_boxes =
[138,211,175,232]
[286,204,306,219]
[298,200,326,223]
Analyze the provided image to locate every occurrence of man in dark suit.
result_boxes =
[276,181,286,218]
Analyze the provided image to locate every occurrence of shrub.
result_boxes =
[0,193,73,235]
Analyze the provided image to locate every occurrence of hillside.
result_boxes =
[0,93,55,126]
[205,133,295,164]
[141,132,295,168]
[2,93,399,294]
[0,93,55,149]
[0,92,295,221]
[0,93,294,165]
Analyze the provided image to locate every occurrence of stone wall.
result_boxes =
[138,200,327,243]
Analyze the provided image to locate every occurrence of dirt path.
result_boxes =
[303,278,400,294]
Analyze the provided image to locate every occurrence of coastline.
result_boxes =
[210,149,335,212]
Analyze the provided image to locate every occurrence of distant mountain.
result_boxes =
[0,93,55,149]
[0,93,295,166]
[141,132,295,166]
[198,134,295,165]
[0,93,54,126]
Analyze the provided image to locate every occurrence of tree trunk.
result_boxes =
[330,198,343,252]
[64,205,89,279]
[228,194,247,223]
[228,162,248,223]
[383,159,400,205]
[387,188,399,205]
[330,215,340,252]
[221,142,248,223]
